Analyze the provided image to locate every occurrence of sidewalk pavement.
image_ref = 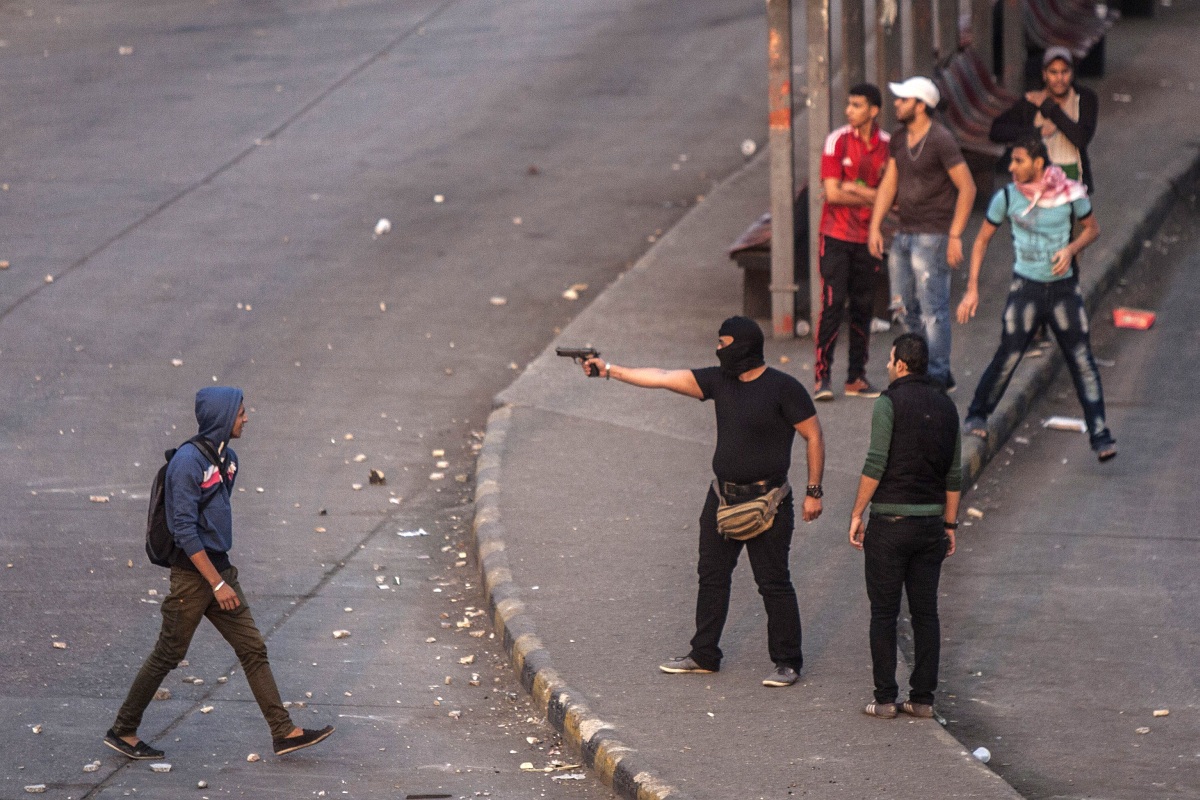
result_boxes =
[472,8,1200,798]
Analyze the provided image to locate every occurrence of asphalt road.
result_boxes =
[0,1,774,797]
[938,186,1200,798]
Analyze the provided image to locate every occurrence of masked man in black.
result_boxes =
[581,316,825,687]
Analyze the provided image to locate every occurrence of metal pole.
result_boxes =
[970,0,993,71]
[807,0,831,340]
[844,0,866,87]
[911,0,935,75]
[877,0,903,131]
[1001,0,1024,93]
[767,0,797,339]
[936,0,959,60]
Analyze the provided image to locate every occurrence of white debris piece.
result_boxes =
[972,747,991,763]
[374,218,392,236]
[332,630,352,639]
[398,528,428,537]
[200,705,214,714]
[118,46,134,55]
[353,453,367,462]
[23,785,46,794]
[447,710,462,719]
[741,139,757,157]
[1153,709,1170,717]
[89,495,110,503]
[1112,92,1132,103]
[217,676,228,684]
[429,472,445,481]
[351,483,363,491]
[1135,726,1151,734]
[52,641,67,650]
[433,194,445,203]
[966,507,984,519]
[552,773,586,781]
[435,460,449,469]
[149,762,172,773]
[83,761,101,772]
[31,724,43,734]
[170,358,183,367]
[198,780,209,788]
[44,275,54,283]
[154,688,171,701]
[458,654,475,665]
[1043,416,1087,433]
[431,448,446,457]
[246,753,261,762]
[490,296,508,306]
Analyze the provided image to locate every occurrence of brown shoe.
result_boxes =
[863,702,897,719]
[901,701,934,718]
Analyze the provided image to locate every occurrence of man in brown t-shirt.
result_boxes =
[868,77,975,389]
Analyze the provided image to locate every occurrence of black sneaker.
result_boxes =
[103,729,165,760]
[813,379,834,402]
[273,725,335,756]
[762,665,799,687]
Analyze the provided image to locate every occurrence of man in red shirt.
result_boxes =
[814,83,891,401]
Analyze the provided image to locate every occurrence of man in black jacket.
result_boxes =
[848,333,961,720]
[990,46,1098,193]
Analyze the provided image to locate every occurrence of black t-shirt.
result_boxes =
[692,366,817,484]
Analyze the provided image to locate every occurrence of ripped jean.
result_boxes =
[967,274,1114,451]
[889,232,952,385]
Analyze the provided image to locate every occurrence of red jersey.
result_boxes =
[819,124,890,244]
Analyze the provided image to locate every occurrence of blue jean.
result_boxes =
[863,514,949,705]
[889,232,952,384]
[967,274,1114,451]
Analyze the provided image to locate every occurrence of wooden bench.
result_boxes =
[727,185,810,325]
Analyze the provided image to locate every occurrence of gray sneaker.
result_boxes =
[659,656,714,674]
[762,665,799,687]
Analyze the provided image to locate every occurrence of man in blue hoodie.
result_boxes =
[105,387,334,759]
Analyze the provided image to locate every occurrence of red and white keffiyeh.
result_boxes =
[1014,165,1088,215]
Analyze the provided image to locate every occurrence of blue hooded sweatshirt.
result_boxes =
[166,387,242,571]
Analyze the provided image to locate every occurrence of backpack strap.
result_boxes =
[186,435,228,485]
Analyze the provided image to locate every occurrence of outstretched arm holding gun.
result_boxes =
[557,346,702,399]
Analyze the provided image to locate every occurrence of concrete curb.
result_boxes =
[473,403,693,800]
[961,151,1200,485]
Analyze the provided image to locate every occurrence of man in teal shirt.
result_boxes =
[956,136,1116,461]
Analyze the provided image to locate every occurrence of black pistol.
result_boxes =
[556,346,602,377]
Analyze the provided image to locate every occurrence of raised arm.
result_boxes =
[583,357,703,399]
[1039,88,1097,151]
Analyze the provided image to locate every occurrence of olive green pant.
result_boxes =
[113,565,294,740]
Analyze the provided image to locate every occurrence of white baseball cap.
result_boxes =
[889,77,940,109]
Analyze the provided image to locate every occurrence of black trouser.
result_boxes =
[815,236,881,383]
[688,488,802,672]
[863,514,949,705]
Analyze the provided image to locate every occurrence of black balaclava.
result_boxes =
[716,315,766,377]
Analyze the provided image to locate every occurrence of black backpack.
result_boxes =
[145,436,226,567]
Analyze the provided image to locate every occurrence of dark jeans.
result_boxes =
[967,274,1114,451]
[816,236,881,383]
[863,514,949,705]
[113,565,295,740]
[688,488,802,672]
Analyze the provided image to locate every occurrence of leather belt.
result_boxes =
[719,477,785,501]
